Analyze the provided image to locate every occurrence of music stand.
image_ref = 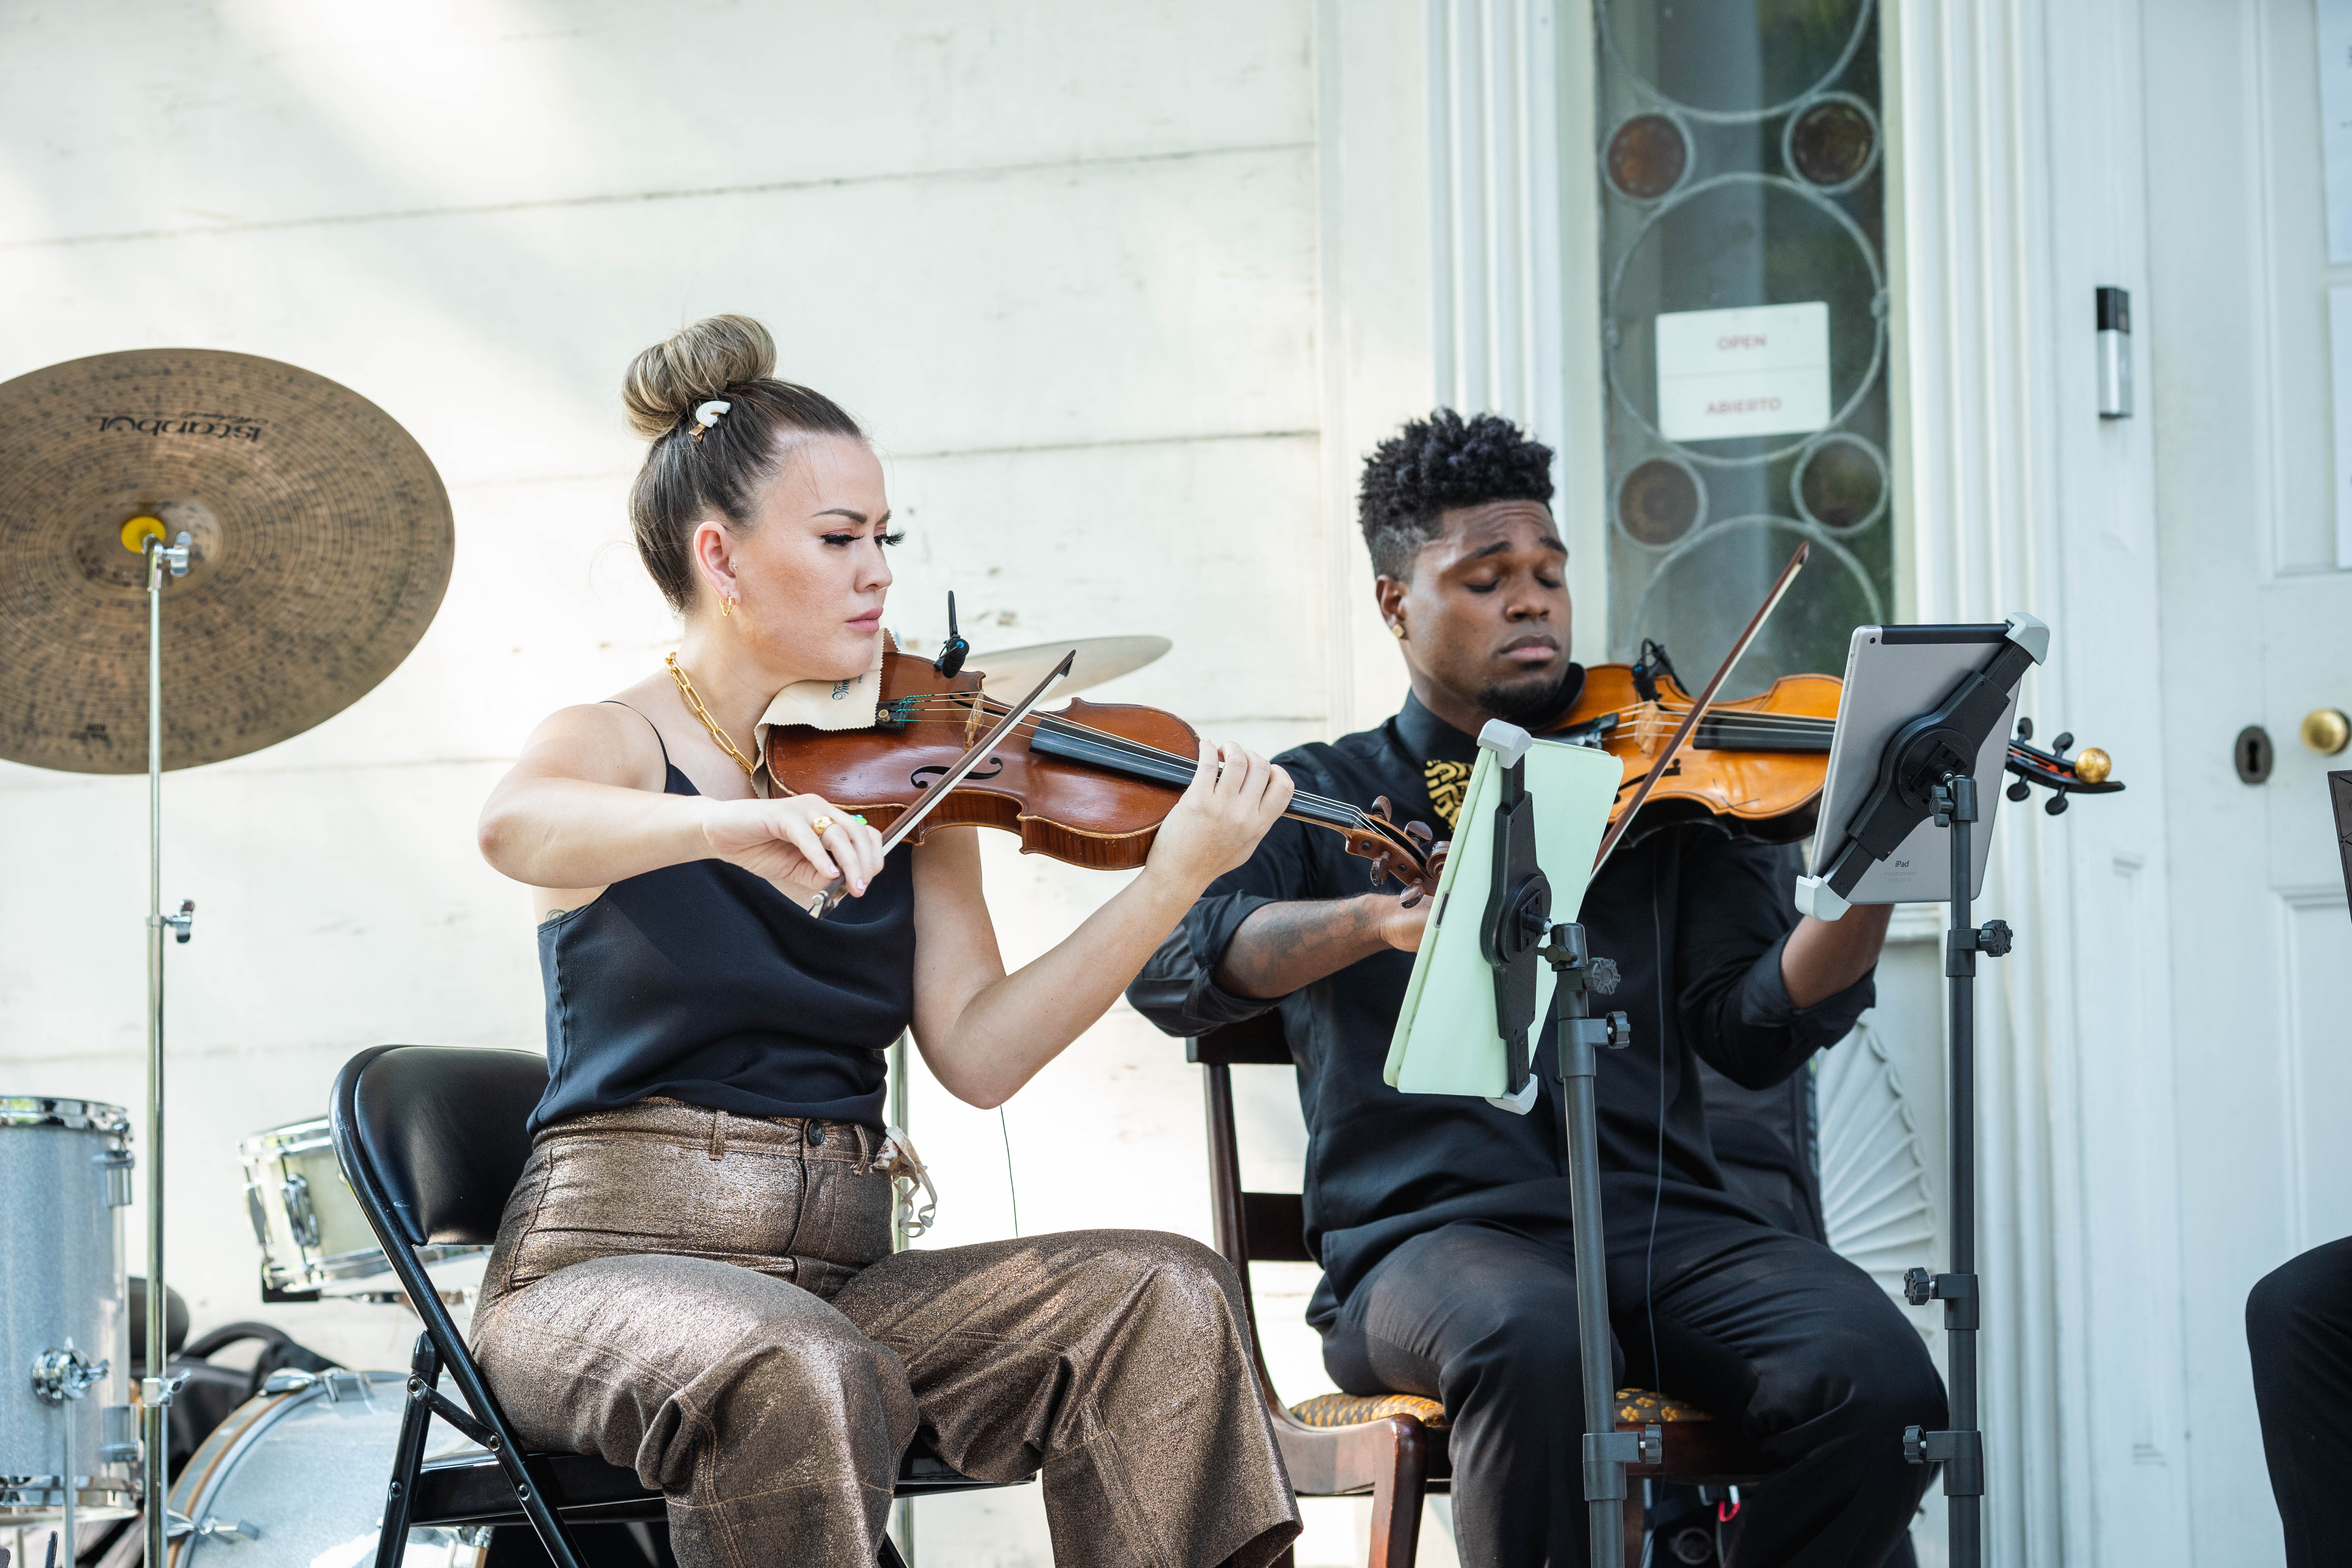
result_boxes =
[1792,614,2047,1568]
[2331,770,2352,926]
[1386,720,1639,1566]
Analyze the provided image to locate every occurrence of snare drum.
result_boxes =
[168,1369,484,1568]
[0,1097,137,1524]
[238,1120,487,1298]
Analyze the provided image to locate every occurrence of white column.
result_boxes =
[1426,0,1568,466]
[1890,2,2189,1564]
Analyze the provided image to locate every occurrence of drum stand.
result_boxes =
[1470,722,1647,1568]
[138,533,195,1568]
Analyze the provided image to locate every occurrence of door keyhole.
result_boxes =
[2235,725,2274,785]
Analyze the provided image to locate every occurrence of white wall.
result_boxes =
[0,4,1443,1563]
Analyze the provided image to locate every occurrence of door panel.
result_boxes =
[2146,1,2352,1562]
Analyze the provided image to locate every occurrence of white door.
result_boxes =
[2146,2,2352,1560]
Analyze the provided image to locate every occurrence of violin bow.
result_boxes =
[1589,541,1809,876]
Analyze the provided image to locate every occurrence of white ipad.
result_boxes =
[1383,736,1621,1108]
[1802,624,2025,909]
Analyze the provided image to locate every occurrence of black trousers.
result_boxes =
[1321,1214,1945,1568]
[2249,1236,2352,1568]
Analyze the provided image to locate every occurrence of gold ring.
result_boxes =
[809,815,835,836]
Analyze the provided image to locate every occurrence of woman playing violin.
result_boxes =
[1130,410,1942,1568]
[474,315,1300,1568]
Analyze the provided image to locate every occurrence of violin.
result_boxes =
[762,640,1444,895]
[1550,642,2123,845]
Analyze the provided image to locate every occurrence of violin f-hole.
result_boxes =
[911,756,1004,789]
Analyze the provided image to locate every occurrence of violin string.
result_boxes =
[860,701,1383,815]
[838,698,1425,846]
[1591,703,1835,733]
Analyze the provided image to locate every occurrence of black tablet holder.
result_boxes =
[1472,719,1644,1568]
[1800,616,2047,1568]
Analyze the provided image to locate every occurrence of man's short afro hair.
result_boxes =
[1359,409,1555,578]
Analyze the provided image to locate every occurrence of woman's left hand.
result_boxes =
[1141,740,1294,896]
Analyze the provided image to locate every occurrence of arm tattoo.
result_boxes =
[1214,896,1388,1000]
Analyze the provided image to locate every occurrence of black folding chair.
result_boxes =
[330,1044,1018,1568]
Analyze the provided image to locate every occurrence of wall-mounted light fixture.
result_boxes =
[2097,286,2132,419]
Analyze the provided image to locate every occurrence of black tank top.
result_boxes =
[530,708,915,1134]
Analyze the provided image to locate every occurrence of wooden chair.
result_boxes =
[330,1045,1023,1568]
[1192,1014,1773,1568]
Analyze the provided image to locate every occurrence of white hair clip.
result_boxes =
[690,399,731,442]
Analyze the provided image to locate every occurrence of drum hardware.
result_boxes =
[0,349,455,1568]
[29,1352,107,1565]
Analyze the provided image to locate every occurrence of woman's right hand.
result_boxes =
[702,793,888,902]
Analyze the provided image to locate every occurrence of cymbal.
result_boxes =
[0,348,454,773]
[974,635,1172,701]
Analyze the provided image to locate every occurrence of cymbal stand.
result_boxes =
[139,533,194,1568]
[1472,722,1647,1567]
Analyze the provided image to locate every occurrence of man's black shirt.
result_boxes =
[1126,686,1875,1321]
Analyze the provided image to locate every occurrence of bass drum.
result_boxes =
[167,1370,484,1568]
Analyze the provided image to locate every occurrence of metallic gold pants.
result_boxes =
[471,1099,1299,1568]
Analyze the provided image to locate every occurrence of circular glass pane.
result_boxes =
[1607,176,1886,466]
[1617,457,1706,546]
[1606,113,1689,200]
[1792,433,1888,532]
[1598,0,1874,121]
[1785,94,1880,190]
[1628,518,1883,699]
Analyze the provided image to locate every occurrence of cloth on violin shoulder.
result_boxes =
[756,629,892,735]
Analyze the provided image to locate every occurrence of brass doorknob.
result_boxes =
[2302,709,2351,755]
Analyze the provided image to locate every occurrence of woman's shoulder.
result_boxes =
[521,697,670,791]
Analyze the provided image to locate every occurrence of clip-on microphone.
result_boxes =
[933,591,970,679]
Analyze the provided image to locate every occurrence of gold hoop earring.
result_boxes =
[719,593,735,619]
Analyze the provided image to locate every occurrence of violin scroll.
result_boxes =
[2004,717,2123,815]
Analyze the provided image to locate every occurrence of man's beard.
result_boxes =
[1477,663,1580,727]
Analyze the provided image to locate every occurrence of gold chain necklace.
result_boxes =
[664,653,758,777]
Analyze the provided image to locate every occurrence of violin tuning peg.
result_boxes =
[1399,885,1424,909]
[1368,853,1392,887]
[2006,780,2031,802]
[1404,820,1434,846]
[2052,731,2073,755]
[2015,717,2034,742]
[2045,793,2069,816]
[1370,795,1395,822]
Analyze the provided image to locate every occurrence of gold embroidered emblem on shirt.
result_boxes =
[1424,760,1472,828]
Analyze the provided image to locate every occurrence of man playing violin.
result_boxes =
[1131,410,1945,1568]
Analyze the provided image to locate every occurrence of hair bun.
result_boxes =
[622,314,779,440]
